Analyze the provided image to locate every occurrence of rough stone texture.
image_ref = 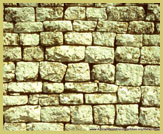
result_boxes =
[141,86,160,106]
[60,93,83,104]
[93,32,116,47]
[39,95,59,106]
[3,62,15,82]
[92,64,115,83]
[139,107,160,127]
[41,106,70,122]
[65,82,98,93]
[85,94,117,104]
[115,47,140,63]
[116,63,144,86]
[28,94,39,105]
[45,46,85,62]
[4,106,41,122]
[73,20,97,31]
[3,33,19,45]
[43,82,64,93]
[40,62,67,82]
[44,21,72,31]
[143,65,160,86]
[4,123,26,131]
[140,47,160,64]
[143,35,160,46]
[146,4,160,21]
[99,83,118,93]
[26,123,63,131]
[70,105,93,124]
[40,32,63,46]
[117,86,141,103]
[3,83,8,95]
[116,34,142,48]
[85,46,114,63]
[86,8,107,20]
[20,34,39,46]
[116,104,139,125]
[65,63,90,82]
[156,23,160,33]
[16,62,39,81]
[94,105,115,124]
[36,7,63,21]
[65,32,92,45]
[3,22,14,32]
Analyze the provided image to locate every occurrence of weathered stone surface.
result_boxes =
[4,106,41,122]
[65,32,92,45]
[3,96,28,106]
[41,106,70,122]
[43,82,64,93]
[60,93,83,104]
[116,34,142,48]
[156,23,160,33]
[94,105,115,124]
[26,123,63,131]
[115,47,140,63]
[3,123,26,131]
[139,107,160,127]
[16,62,39,81]
[3,83,8,95]
[3,22,13,32]
[85,94,117,104]
[146,4,160,21]
[140,47,160,64]
[8,82,42,93]
[19,3,38,7]
[3,62,15,82]
[23,47,44,61]
[4,3,17,6]
[40,62,67,82]
[97,21,128,33]
[65,82,98,93]
[85,46,114,63]
[5,7,35,22]
[116,104,139,125]
[73,20,97,31]
[116,63,144,86]
[43,21,72,31]
[3,33,19,45]
[143,65,160,86]
[143,35,160,46]
[107,6,145,21]
[141,86,160,106]
[14,22,43,33]
[86,8,107,20]
[99,83,118,93]
[39,95,59,106]
[92,64,115,83]
[65,124,100,131]
[40,3,64,6]
[65,3,94,6]
[29,94,39,104]
[36,7,63,21]
[71,105,93,124]
[3,46,21,61]
[93,32,116,47]
[40,32,63,46]
[45,46,85,62]
[64,7,85,20]
[20,34,39,46]
[118,86,141,103]
[65,63,90,82]
[128,21,154,34]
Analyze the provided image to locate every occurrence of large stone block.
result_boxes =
[20,34,39,46]
[43,82,64,93]
[3,123,26,131]
[143,35,160,46]
[3,33,19,45]
[146,4,160,21]
[3,22,14,32]
[99,83,118,93]
[39,95,59,106]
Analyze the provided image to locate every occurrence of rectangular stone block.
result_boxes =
[36,7,63,21]
[60,93,83,104]
[65,32,92,45]
[39,95,59,106]
[5,7,35,22]
[8,82,42,93]
[20,34,39,46]
[40,32,63,46]
[4,106,41,122]
[73,20,97,31]
[3,22,13,32]
[45,46,85,62]
[85,94,117,104]
[65,82,98,93]
[29,94,39,105]
[43,82,64,93]
[3,33,19,45]
[143,35,160,46]
[146,4,160,21]
[97,21,128,33]
[4,123,26,131]
[3,62,15,82]
[86,8,107,20]
[99,83,118,93]
[43,21,72,31]
[41,106,70,122]
[14,22,43,33]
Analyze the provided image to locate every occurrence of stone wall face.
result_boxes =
[3,3,160,131]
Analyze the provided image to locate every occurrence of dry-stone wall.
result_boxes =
[3,3,160,131]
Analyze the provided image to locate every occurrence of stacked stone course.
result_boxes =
[3,3,160,131]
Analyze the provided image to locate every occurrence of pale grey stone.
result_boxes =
[143,35,160,46]
[3,33,19,45]
[3,22,14,32]
[3,62,15,82]
[20,34,39,46]
[43,82,64,93]
[39,95,59,106]
[99,83,118,93]
[4,123,26,131]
